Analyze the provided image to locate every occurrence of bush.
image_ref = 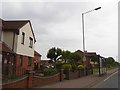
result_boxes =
[40,64,46,70]
[71,64,78,70]
[44,67,57,76]
[69,62,76,70]
[62,63,72,70]
[78,65,84,70]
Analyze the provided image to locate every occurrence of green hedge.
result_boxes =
[62,63,72,70]
[77,65,84,70]
[44,67,57,76]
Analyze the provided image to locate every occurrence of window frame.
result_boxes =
[28,57,32,66]
[20,55,23,66]
[21,32,25,45]
[29,37,33,48]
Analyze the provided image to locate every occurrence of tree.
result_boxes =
[62,50,71,63]
[70,52,82,62]
[106,57,115,67]
[47,47,62,62]
[90,55,99,65]
[107,57,115,63]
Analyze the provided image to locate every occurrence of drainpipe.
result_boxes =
[12,32,15,51]
[12,32,16,76]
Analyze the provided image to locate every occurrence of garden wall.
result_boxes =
[32,73,60,87]
[64,68,93,80]
[2,76,28,88]
[2,69,92,89]
[2,69,64,89]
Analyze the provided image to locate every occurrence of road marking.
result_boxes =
[104,71,118,82]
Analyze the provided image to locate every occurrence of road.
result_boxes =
[92,71,119,88]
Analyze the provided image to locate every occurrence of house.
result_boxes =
[75,50,97,68]
[33,51,41,70]
[85,52,97,67]
[41,60,53,68]
[0,18,41,77]
[0,42,15,77]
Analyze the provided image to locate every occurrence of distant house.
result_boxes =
[85,52,97,67]
[41,60,53,68]
[75,50,97,68]
[0,18,41,77]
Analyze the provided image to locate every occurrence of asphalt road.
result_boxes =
[92,71,119,88]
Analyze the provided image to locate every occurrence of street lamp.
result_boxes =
[82,7,101,65]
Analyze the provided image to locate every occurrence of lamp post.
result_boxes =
[82,7,101,66]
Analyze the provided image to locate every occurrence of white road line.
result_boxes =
[104,71,118,82]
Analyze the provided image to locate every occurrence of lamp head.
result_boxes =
[94,7,101,10]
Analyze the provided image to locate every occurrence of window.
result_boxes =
[21,32,25,44]
[29,37,33,48]
[20,55,23,66]
[9,56,12,64]
[4,59,7,64]
[28,57,31,66]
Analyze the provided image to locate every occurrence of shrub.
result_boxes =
[77,62,83,66]
[71,64,78,70]
[40,64,46,70]
[44,67,57,76]
[62,63,72,70]
[78,65,84,70]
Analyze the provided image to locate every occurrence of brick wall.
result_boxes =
[2,69,93,89]
[64,70,81,80]
[2,70,64,89]
[34,52,41,69]
[2,76,28,88]
[69,70,80,79]
[32,73,61,87]
[64,69,93,80]
[15,54,34,76]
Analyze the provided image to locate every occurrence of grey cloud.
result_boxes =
[2,2,117,60]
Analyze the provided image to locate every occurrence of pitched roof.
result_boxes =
[0,18,28,30]
[0,41,14,53]
[85,52,96,56]
[3,20,29,30]
[75,50,83,53]
[1,18,36,42]
[75,50,97,57]
[34,50,41,56]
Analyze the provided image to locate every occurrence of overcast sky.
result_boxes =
[1,0,118,61]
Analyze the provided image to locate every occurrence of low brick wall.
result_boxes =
[79,70,85,77]
[64,68,93,80]
[64,70,84,80]
[69,70,79,79]
[1,69,64,89]
[32,73,61,87]
[2,76,28,88]
[85,68,93,76]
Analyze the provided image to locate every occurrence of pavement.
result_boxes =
[34,68,118,88]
